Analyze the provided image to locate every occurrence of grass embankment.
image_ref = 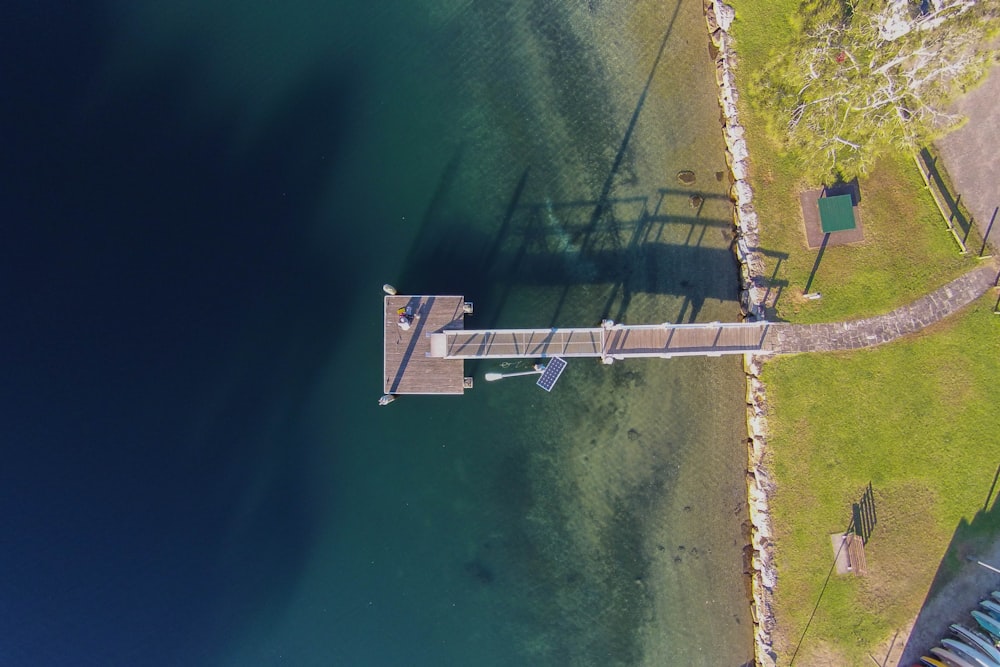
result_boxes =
[727,1,1000,664]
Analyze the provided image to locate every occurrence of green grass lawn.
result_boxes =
[728,2,974,324]
[726,1,1000,663]
[762,296,1000,665]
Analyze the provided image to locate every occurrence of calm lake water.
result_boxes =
[1,1,753,665]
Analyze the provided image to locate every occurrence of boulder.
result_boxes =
[724,122,746,142]
[731,159,748,181]
[713,0,736,31]
[731,179,753,205]
[677,170,696,186]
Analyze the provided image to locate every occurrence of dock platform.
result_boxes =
[383,295,471,395]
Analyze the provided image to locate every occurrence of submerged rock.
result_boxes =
[677,170,696,186]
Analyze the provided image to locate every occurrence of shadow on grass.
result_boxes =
[918,147,977,245]
[803,233,830,295]
[789,482,877,666]
[897,464,1000,665]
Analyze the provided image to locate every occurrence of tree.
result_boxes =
[755,0,1000,182]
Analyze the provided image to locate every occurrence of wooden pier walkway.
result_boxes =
[382,292,769,397]
[432,328,603,359]
[432,321,769,360]
[383,295,765,396]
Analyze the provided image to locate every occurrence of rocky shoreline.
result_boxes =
[703,2,777,666]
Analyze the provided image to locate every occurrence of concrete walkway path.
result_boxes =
[762,261,999,354]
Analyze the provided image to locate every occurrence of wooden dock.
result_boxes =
[383,295,471,395]
[433,328,603,359]
[382,293,768,399]
[602,321,769,358]
[432,321,768,360]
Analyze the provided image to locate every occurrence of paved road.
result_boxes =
[934,62,1000,254]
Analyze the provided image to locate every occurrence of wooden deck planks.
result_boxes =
[846,533,868,576]
[383,295,467,394]
[604,322,768,357]
[442,328,604,358]
[434,322,768,360]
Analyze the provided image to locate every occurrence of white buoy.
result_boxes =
[383,284,397,295]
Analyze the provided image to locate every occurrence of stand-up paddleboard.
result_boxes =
[951,625,1000,665]
[932,646,980,667]
[980,599,1000,621]
[941,637,1000,667]
[972,610,1000,642]
[951,623,1000,665]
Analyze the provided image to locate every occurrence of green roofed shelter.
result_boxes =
[818,193,856,233]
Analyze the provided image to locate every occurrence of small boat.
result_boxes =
[972,610,1000,642]
[378,394,396,406]
[920,657,949,667]
[951,625,1000,665]
[932,646,980,667]
[981,599,1000,621]
[941,637,1000,667]
[383,284,397,295]
[992,591,1000,603]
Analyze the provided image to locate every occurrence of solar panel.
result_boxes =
[536,357,567,392]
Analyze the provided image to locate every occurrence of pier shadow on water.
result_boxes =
[398,1,731,329]
[400,169,793,329]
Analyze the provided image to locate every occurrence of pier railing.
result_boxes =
[430,321,769,361]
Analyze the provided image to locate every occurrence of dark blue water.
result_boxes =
[2,2,753,665]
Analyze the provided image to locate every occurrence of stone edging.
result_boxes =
[704,2,777,666]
